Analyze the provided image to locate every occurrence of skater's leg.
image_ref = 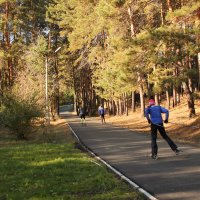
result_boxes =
[83,115,86,126]
[158,125,177,151]
[151,124,158,157]
[102,114,106,124]
[80,115,84,126]
[100,115,103,124]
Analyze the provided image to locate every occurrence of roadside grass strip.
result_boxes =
[0,143,146,200]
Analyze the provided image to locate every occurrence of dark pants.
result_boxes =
[100,114,105,123]
[80,114,85,119]
[151,123,177,156]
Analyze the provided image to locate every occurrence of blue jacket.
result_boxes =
[98,107,105,115]
[145,105,169,124]
[79,108,85,115]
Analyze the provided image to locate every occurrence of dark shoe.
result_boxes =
[151,155,158,159]
[174,149,182,155]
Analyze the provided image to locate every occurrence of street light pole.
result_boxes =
[54,47,62,117]
[55,46,61,53]
[45,46,61,124]
[45,56,50,125]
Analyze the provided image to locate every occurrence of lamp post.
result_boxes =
[45,46,62,124]
[54,46,62,117]
[198,52,200,89]
[45,56,50,126]
[55,46,61,53]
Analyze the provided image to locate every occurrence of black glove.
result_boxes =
[164,119,168,123]
[147,119,151,124]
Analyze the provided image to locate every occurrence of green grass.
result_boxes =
[0,142,146,200]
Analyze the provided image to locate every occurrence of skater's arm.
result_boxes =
[145,108,151,124]
[160,107,169,122]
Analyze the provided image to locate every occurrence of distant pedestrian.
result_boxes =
[98,105,106,124]
[145,98,181,159]
[79,107,86,126]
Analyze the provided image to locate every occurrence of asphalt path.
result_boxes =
[61,111,200,200]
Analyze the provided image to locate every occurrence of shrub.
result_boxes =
[0,95,43,139]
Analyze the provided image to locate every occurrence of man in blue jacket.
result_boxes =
[145,98,181,159]
[98,105,106,124]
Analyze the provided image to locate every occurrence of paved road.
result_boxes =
[62,112,200,200]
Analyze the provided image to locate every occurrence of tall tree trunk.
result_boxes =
[127,6,136,37]
[184,82,195,118]
[139,84,145,117]
[177,88,181,104]
[106,100,110,116]
[116,99,119,116]
[172,67,178,107]
[0,71,2,95]
[155,93,159,105]
[160,1,164,25]
[166,0,173,12]
[122,93,126,115]
[112,99,116,115]
[153,64,159,105]
[166,89,170,110]
[91,87,96,116]
[72,66,78,114]
[125,92,128,116]
[119,98,122,115]
[132,91,136,112]
[74,92,77,114]
[172,86,177,107]
[4,1,12,86]
[198,52,200,90]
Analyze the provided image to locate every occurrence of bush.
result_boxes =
[0,95,43,139]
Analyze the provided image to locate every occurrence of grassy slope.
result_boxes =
[0,119,146,200]
[106,98,200,145]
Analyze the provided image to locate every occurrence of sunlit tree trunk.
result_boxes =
[119,98,122,115]
[127,6,136,37]
[116,99,119,115]
[4,1,12,86]
[125,92,128,116]
[166,0,173,12]
[198,53,200,90]
[172,68,177,107]
[132,91,136,112]
[139,83,145,117]
[166,89,170,109]
[184,82,195,118]
[160,1,164,25]
[112,99,116,115]
[122,93,126,115]
[155,93,159,105]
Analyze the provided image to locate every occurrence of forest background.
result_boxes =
[0,0,200,141]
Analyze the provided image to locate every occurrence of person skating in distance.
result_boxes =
[98,105,106,124]
[79,107,86,126]
[145,98,181,159]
